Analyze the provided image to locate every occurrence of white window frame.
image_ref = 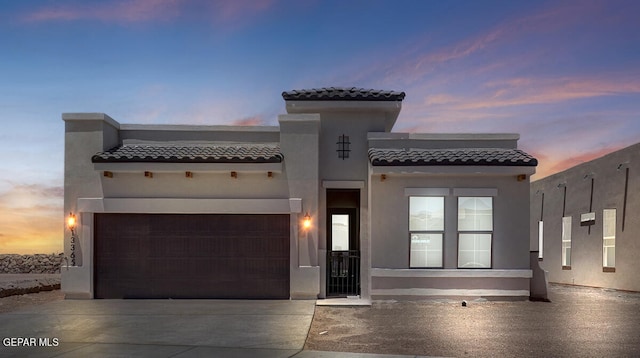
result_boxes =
[538,221,544,260]
[603,209,616,269]
[457,197,493,268]
[562,216,572,267]
[409,196,444,268]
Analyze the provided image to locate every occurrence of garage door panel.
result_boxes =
[94,213,290,299]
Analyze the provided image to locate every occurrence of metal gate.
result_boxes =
[327,250,360,296]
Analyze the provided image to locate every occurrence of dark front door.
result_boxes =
[94,213,290,299]
[326,189,360,297]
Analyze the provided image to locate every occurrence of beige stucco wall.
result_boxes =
[370,174,532,270]
[531,142,640,292]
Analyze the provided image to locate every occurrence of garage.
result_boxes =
[94,213,290,299]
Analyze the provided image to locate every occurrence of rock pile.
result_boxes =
[0,254,64,274]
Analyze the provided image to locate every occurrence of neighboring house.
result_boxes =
[530,142,640,292]
[62,87,538,301]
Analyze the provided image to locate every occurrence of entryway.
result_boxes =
[326,189,360,297]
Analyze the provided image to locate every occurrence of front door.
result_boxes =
[326,189,360,297]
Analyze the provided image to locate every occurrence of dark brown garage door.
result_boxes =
[94,214,290,299]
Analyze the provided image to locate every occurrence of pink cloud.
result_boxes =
[411,74,640,114]
[210,0,274,22]
[23,0,185,23]
[0,183,63,254]
[531,144,627,180]
[230,116,263,126]
[22,0,278,28]
[365,1,611,89]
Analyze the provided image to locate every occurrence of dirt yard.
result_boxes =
[0,289,63,314]
[305,284,640,357]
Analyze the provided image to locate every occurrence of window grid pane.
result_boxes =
[458,234,491,268]
[603,209,616,268]
[410,233,443,268]
[538,221,544,259]
[457,197,493,268]
[409,196,445,268]
[409,197,444,231]
[562,216,572,266]
[458,197,493,231]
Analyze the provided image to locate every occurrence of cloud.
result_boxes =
[22,0,185,24]
[230,116,264,126]
[0,183,63,254]
[208,0,275,26]
[531,144,627,180]
[21,0,277,28]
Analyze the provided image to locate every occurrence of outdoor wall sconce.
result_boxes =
[103,171,113,178]
[185,171,193,178]
[144,171,153,178]
[617,162,629,171]
[268,171,273,178]
[303,212,312,229]
[231,171,238,179]
[380,174,386,182]
[517,174,527,182]
[67,212,77,232]
[67,212,77,266]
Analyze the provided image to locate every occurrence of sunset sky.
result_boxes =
[1,0,639,254]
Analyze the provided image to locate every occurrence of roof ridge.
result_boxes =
[282,87,405,101]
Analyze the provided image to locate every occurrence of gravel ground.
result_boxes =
[305,284,640,357]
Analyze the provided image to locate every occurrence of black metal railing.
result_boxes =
[327,250,360,296]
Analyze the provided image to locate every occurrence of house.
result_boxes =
[530,142,640,292]
[62,87,538,301]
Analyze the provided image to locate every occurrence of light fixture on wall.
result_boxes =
[617,162,629,171]
[557,182,566,188]
[303,212,312,229]
[67,212,77,232]
[583,172,594,180]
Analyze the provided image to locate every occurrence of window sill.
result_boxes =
[603,267,616,273]
[562,266,571,270]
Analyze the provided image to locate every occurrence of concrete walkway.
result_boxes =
[0,299,316,357]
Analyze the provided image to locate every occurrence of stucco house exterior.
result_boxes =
[530,142,639,292]
[62,87,538,301]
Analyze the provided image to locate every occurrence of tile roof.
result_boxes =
[282,87,406,101]
[92,144,283,163]
[369,148,538,167]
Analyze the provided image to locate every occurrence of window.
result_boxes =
[457,197,492,268]
[603,209,616,269]
[538,221,544,260]
[409,196,444,268]
[562,216,572,267]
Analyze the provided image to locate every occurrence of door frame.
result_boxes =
[325,189,361,297]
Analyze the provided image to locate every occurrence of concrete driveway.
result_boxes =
[0,299,316,358]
